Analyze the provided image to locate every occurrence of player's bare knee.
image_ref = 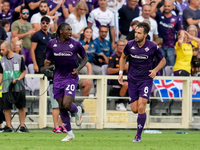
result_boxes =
[132,108,138,114]
[138,105,145,113]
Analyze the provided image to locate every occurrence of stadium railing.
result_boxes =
[24,74,198,129]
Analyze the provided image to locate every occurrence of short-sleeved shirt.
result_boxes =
[80,40,102,63]
[30,12,54,31]
[87,8,114,41]
[132,16,158,41]
[155,12,181,48]
[11,20,33,49]
[108,52,126,76]
[46,38,86,88]
[31,30,52,67]
[118,5,139,35]
[0,9,15,25]
[47,0,68,25]
[25,0,40,21]
[183,7,200,30]
[124,39,163,81]
[94,38,113,57]
[0,26,7,41]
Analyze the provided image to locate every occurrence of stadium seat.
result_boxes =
[163,66,174,76]
[170,100,182,115]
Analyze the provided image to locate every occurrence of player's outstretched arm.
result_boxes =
[118,52,127,85]
[149,57,166,78]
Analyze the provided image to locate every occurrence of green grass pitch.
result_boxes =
[0,129,200,150]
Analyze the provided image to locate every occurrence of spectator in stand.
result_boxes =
[25,0,42,21]
[31,1,58,32]
[92,0,99,9]
[173,30,200,76]
[174,0,189,28]
[80,27,107,75]
[46,0,69,26]
[132,4,158,41]
[88,0,115,50]
[11,6,36,67]
[65,1,88,41]
[107,40,128,111]
[151,0,181,66]
[1,19,11,42]
[30,17,52,73]
[183,0,200,30]
[94,25,112,60]
[125,20,139,43]
[7,0,24,22]
[0,0,21,26]
[0,23,7,41]
[68,0,80,13]
[118,0,139,41]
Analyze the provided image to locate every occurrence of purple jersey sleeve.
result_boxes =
[154,46,164,61]
[123,41,131,56]
[46,40,53,61]
[77,42,86,58]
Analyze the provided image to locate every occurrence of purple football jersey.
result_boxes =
[0,9,15,25]
[124,39,163,81]
[47,0,68,25]
[155,12,181,48]
[46,38,86,88]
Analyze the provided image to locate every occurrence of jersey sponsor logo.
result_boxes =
[69,44,74,48]
[159,21,174,28]
[130,54,148,59]
[53,44,57,47]
[5,71,13,77]
[131,46,135,50]
[54,51,73,56]
[145,47,149,52]
[138,124,143,129]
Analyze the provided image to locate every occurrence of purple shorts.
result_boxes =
[128,80,153,104]
[22,47,33,66]
[53,80,78,99]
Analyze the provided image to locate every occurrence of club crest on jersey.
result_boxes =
[161,16,164,19]
[131,46,135,50]
[69,44,74,48]
[145,47,149,52]
[53,44,57,47]
[171,18,175,22]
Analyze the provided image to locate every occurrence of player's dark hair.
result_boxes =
[56,22,70,38]
[80,27,93,41]
[1,19,10,27]
[2,0,9,4]
[39,0,49,7]
[41,16,50,24]
[136,22,150,35]
[20,6,28,13]
[99,25,108,31]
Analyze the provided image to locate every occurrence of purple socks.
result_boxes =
[60,111,71,131]
[70,103,78,114]
[59,103,78,132]
[136,113,146,138]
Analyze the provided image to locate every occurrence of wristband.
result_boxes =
[119,70,123,75]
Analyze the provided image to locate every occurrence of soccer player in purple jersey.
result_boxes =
[118,22,166,142]
[45,22,88,141]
